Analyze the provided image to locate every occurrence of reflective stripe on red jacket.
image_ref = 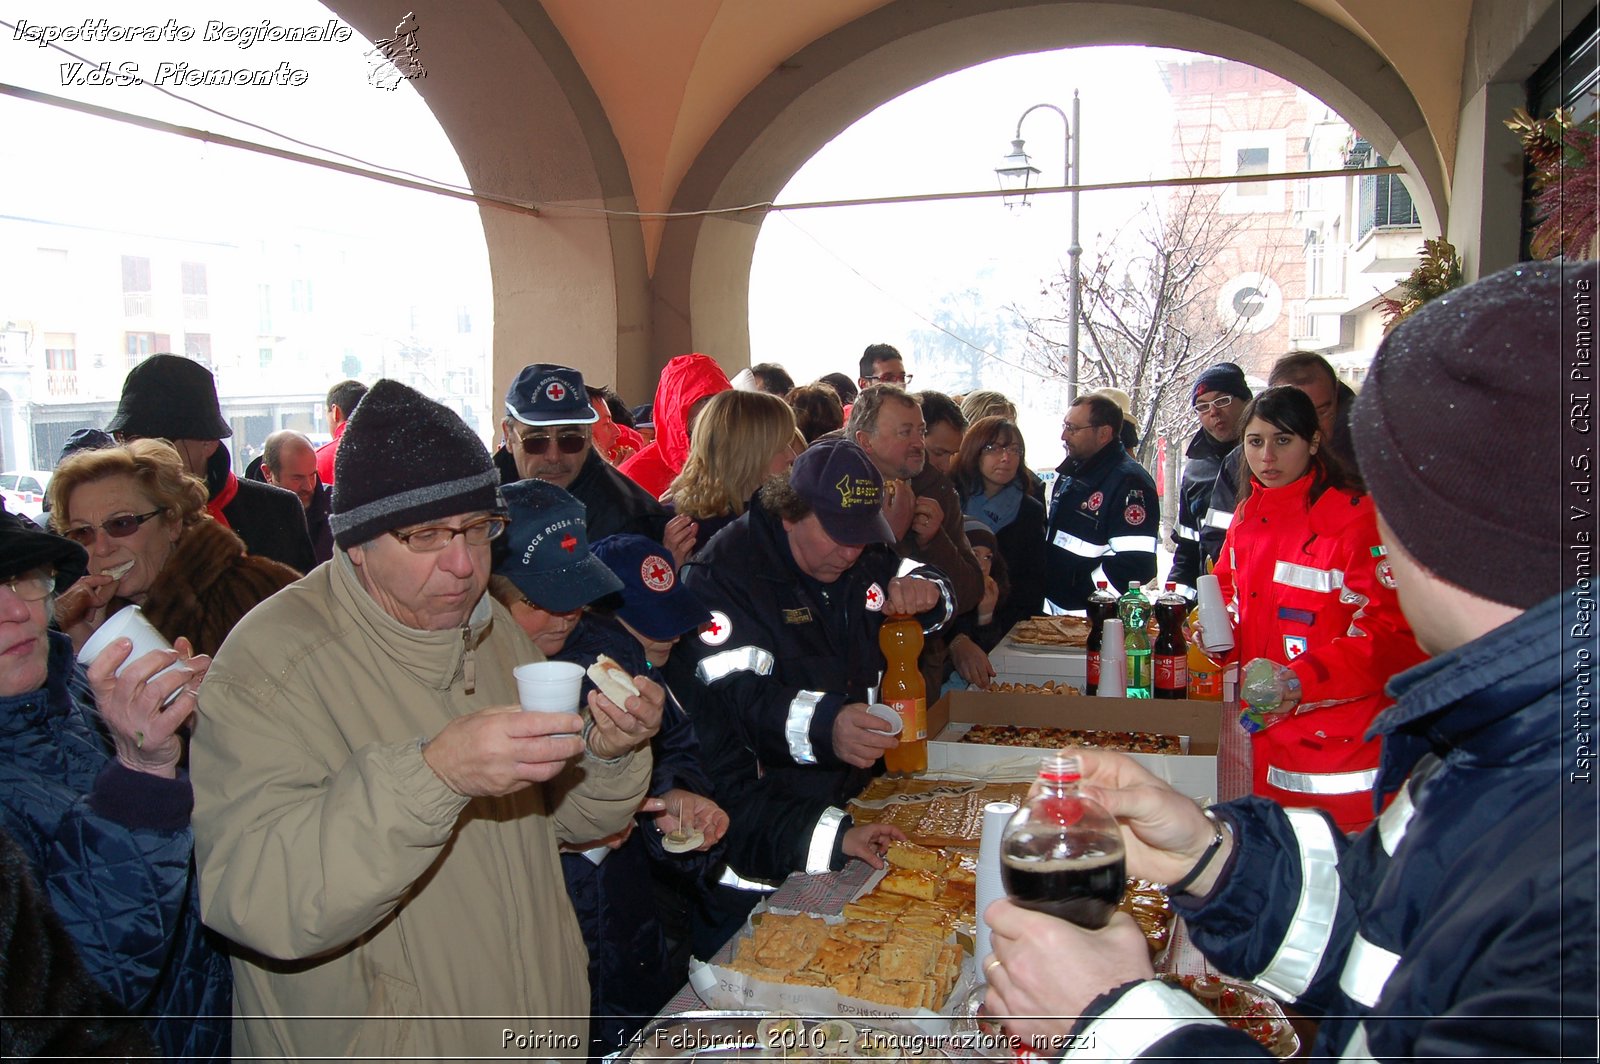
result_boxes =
[1213,472,1428,831]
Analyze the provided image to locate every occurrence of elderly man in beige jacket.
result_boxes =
[192,380,661,1059]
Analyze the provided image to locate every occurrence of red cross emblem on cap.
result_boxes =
[641,556,675,592]
[864,583,884,612]
[560,533,578,553]
[545,381,567,402]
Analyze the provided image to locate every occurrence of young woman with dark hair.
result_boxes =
[945,416,1046,687]
[1211,387,1425,831]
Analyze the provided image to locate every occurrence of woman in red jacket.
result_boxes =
[1212,386,1427,832]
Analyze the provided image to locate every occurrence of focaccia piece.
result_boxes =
[885,840,946,873]
[878,868,942,901]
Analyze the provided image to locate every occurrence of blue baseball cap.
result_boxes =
[590,534,711,641]
[505,364,599,427]
[787,438,894,546]
[495,479,621,611]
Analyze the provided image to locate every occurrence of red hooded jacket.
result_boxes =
[618,354,731,498]
[1213,470,1428,831]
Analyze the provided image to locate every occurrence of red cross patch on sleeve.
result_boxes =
[1124,503,1147,526]
[699,610,732,646]
[864,583,885,611]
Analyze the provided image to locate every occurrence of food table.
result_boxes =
[644,703,1291,1055]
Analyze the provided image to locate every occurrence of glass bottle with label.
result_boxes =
[879,615,926,776]
[1153,582,1190,699]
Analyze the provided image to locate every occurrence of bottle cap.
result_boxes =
[1039,752,1081,783]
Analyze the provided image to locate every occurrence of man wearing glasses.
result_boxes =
[857,342,913,392]
[191,380,662,1059]
[1044,393,1159,610]
[495,363,669,546]
[1168,363,1252,597]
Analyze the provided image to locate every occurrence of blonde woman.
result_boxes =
[663,389,799,555]
[50,439,299,657]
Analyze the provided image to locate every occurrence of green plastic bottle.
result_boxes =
[1118,582,1152,698]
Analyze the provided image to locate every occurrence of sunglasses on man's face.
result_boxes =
[517,430,587,456]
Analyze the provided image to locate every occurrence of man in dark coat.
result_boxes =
[669,440,951,956]
[494,362,669,544]
[979,260,1597,1062]
[106,354,315,573]
[261,430,334,565]
[1044,393,1159,610]
[1168,362,1251,595]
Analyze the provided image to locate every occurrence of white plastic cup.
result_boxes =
[77,605,188,702]
[865,703,904,736]
[1195,575,1236,655]
[1097,619,1127,698]
[975,800,1017,977]
[513,661,585,713]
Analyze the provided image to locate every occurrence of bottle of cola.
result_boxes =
[1000,752,1126,928]
[1153,582,1190,700]
[1082,582,1118,696]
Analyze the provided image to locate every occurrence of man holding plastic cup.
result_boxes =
[191,381,661,1060]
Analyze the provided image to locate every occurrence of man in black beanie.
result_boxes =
[191,379,665,1059]
[1168,361,1251,596]
[107,353,315,573]
[967,261,1597,1062]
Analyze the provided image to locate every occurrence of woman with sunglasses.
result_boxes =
[946,416,1047,687]
[1210,387,1426,832]
[49,439,299,657]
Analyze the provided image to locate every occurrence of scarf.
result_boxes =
[205,471,237,529]
[963,482,1024,532]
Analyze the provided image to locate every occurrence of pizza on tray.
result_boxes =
[960,722,1183,754]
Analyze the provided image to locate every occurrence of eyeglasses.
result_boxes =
[517,430,588,456]
[390,514,510,553]
[864,373,913,386]
[63,509,166,546]
[981,442,1021,457]
[2,569,55,602]
[1062,423,1094,436]
[1192,395,1236,416]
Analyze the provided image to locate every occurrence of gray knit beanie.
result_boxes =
[1353,260,1595,608]
[330,379,503,549]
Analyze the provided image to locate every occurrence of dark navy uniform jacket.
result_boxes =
[1167,427,1232,595]
[1060,588,1597,1060]
[1044,443,1159,609]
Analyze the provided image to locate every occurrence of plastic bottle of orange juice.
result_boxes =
[1185,611,1224,701]
[879,615,927,776]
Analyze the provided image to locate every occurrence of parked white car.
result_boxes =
[1,470,52,520]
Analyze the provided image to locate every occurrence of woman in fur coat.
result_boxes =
[49,439,300,657]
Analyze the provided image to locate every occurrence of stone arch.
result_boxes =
[319,0,657,407]
[654,0,1446,370]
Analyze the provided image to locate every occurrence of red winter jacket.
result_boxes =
[618,354,730,498]
[1213,471,1428,831]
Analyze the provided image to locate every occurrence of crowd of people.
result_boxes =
[0,262,1591,1060]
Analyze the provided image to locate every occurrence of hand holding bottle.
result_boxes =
[1070,749,1232,891]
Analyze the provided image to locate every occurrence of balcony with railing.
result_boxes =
[123,291,152,317]
[1288,302,1336,349]
[1304,243,1347,300]
[183,294,209,319]
[46,369,79,397]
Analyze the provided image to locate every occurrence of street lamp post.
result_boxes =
[995,92,1081,403]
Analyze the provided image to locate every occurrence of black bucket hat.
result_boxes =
[0,509,87,588]
[106,354,232,440]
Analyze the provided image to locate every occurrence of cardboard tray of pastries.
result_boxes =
[1007,615,1091,648]
[847,779,1033,849]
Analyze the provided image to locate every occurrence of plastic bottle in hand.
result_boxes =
[1001,752,1126,927]
[1118,583,1152,698]
[879,615,927,776]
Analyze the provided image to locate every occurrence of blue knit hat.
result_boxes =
[1191,362,1253,405]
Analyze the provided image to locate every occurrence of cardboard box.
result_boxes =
[926,689,1226,801]
[988,633,1087,688]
